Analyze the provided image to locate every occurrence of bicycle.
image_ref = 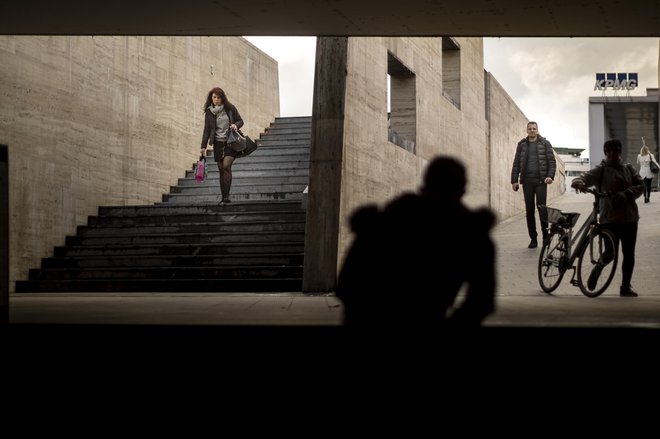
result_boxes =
[537,188,618,297]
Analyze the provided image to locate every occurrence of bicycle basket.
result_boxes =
[539,206,563,224]
[539,206,579,227]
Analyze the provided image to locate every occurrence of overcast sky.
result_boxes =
[244,37,659,156]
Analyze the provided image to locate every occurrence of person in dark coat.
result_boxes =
[510,121,557,248]
[572,139,644,297]
[200,87,244,204]
[336,156,496,333]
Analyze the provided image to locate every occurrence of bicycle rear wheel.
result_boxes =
[577,229,618,298]
[538,231,568,293]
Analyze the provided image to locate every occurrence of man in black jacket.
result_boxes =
[510,121,557,248]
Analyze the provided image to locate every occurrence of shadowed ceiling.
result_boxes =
[1,1,659,36]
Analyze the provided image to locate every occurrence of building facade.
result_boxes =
[589,88,660,190]
[555,148,591,192]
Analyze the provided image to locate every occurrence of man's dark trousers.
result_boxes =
[522,180,548,239]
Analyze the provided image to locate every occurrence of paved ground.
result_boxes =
[6,191,660,328]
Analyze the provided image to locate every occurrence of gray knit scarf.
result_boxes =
[209,104,224,115]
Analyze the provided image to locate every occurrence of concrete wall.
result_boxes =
[0,36,279,290]
[338,37,490,268]
[486,73,565,220]
[302,38,566,292]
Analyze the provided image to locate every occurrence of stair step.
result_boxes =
[248,143,311,151]
[176,175,309,187]
[186,167,309,180]
[98,201,303,216]
[90,213,306,228]
[41,253,304,269]
[273,116,312,124]
[77,221,307,236]
[29,265,303,280]
[54,242,305,257]
[16,278,303,293]
[186,159,309,171]
[163,193,304,203]
[260,132,310,140]
[173,182,309,196]
[168,183,306,195]
[224,156,309,165]
[66,231,304,246]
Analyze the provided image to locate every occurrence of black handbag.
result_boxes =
[237,135,259,157]
[227,129,247,152]
[650,156,659,174]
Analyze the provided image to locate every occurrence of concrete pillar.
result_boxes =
[1,145,8,323]
[589,103,606,168]
[302,37,348,293]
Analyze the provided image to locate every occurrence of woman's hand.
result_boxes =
[229,123,238,131]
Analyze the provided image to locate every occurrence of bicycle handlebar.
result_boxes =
[578,187,610,198]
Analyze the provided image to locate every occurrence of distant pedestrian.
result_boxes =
[200,87,244,204]
[336,156,496,332]
[636,139,659,203]
[572,139,644,297]
[510,121,557,248]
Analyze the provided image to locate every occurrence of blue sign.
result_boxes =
[594,73,638,91]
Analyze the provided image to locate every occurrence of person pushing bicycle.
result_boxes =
[571,139,644,297]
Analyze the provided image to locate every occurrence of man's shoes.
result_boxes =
[220,198,231,205]
[587,263,604,290]
[620,287,638,297]
[528,239,538,249]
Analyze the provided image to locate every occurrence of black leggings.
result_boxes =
[213,141,237,200]
[643,178,652,200]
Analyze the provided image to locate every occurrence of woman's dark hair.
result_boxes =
[604,139,623,153]
[203,87,234,112]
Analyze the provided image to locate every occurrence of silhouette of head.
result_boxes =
[604,139,622,163]
[421,156,466,201]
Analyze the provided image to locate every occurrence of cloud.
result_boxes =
[245,36,659,156]
[484,38,659,154]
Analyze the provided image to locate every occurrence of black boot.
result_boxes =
[620,285,639,297]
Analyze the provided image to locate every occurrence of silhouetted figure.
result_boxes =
[336,156,496,332]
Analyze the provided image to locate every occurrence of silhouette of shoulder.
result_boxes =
[349,204,381,233]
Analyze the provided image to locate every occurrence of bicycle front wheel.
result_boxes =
[577,229,618,298]
[538,231,568,293]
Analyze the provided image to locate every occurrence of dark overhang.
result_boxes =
[1,1,659,36]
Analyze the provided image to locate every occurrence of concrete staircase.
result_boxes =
[16,116,311,293]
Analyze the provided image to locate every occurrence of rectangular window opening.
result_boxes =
[442,37,461,110]
[387,52,416,154]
